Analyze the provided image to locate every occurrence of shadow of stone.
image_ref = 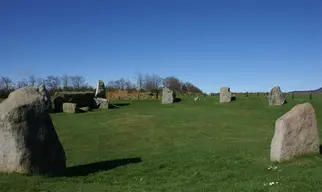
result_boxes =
[113,103,130,107]
[108,103,131,109]
[76,108,87,113]
[65,157,142,177]
[173,98,181,103]
[108,104,120,109]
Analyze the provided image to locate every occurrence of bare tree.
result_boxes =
[124,79,135,90]
[44,76,61,90]
[143,74,162,98]
[143,75,151,91]
[36,77,45,88]
[16,79,29,88]
[136,73,144,99]
[163,76,182,91]
[113,80,121,90]
[107,78,136,92]
[182,82,202,93]
[61,75,70,89]
[119,78,126,90]
[70,75,86,89]
[106,80,116,89]
[28,75,37,87]
[0,77,13,90]
[114,78,127,90]
[151,74,162,99]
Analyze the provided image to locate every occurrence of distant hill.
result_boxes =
[293,87,322,93]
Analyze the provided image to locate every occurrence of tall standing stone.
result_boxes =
[0,86,66,175]
[95,80,106,98]
[162,87,175,104]
[39,84,51,111]
[268,86,285,105]
[270,102,319,162]
[219,87,232,103]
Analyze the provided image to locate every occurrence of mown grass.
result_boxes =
[0,95,322,191]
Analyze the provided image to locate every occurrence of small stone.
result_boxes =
[62,103,77,113]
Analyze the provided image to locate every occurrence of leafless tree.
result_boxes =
[107,78,136,91]
[106,80,116,88]
[143,74,162,98]
[114,78,126,90]
[182,82,202,93]
[36,78,45,88]
[152,74,163,99]
[0,77,13,90]
[70,75,86,89]
[44,76,61,89]
[28,75,37,87]
[124,79,135,90]
[61,75,70,89]
[163,76,182,91]
[16,79,29,88]
[136,73,144,99]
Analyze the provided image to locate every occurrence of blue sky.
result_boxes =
[1,0,321,93]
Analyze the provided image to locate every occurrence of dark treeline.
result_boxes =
[0,73,203,98]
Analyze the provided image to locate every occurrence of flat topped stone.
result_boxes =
[62,102,77,113]
[270,102,319,162]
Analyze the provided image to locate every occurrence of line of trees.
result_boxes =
[0,75,93,98]
[106,73,203,98]
[0,73,203,98]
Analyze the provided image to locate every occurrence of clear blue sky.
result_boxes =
[1,0,321,93]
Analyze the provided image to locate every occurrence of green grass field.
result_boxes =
[0,95,322,191]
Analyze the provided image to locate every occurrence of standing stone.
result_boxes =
[219,87,232,103]
[62,103,77,113]
[0,86,66,175]
[95,80,106,98]
[268,86,285,105]
[162,87,175,104]
[270,102,319,162]
[38,84,51,111]
[194,96,200,101]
